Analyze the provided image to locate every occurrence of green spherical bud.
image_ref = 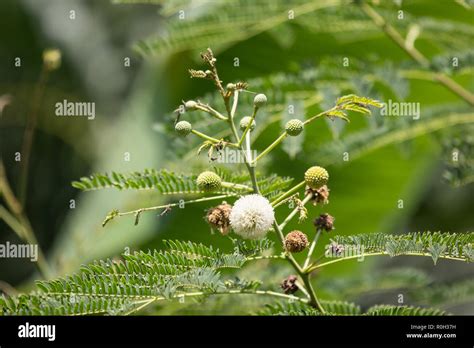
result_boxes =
[226,83,236,91]
[285,119,304,136]
[239,116,256,132]
[196,171,222,192]
[184,100,198,111]
[175,121,192,137]
[304,166,329,189]
[253,93,267,108]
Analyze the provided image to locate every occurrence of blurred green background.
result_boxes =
[0,0,473,314]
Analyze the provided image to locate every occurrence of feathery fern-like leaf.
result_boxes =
[365,305,446,316]
[327,231,473,264]
[72,168,292,200]
[0,240,273,316]
[135,0,341,56]
[259,300,361,316]
[72,169,201,194]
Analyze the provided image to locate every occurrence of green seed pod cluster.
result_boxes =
[285,119,304,136]
[239,116,256,132]
[253,93,267,108]
[304,166,329,189]
[175,121,192,137]
[196,171,222,192]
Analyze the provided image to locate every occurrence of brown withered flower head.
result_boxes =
[206,203,232,235]
[305,184,330,206]
[284,230,309,253]
[314,213,335,232]
[281,275,299,294]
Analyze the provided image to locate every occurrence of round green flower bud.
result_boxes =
[184,100,198,111]
[253,93,267,108]
[285,119,304,136]
[196,171,222,192]
[175,121,192,137]
[239,116,256,132]
[304,166,329,189]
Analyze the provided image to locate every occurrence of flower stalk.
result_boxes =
[272,221,325,313]
[303,227,322,270]
[279,193,313,230]
[238,106,258,146]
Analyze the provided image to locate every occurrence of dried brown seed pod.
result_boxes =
[281,275,299,294]
[206,203,232,235]
[284,230,309,253]
[314,213,335,232]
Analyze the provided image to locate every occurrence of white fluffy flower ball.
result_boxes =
[229,194,274,239]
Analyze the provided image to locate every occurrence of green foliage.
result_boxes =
[336,94,384,109]
[259,301,446,316]
[0,239,272,316]
[215,168,293,199]
[72,169,194,193]
[410,279,474,307]
[4,0,473,318]
[72,168,292,200]
[325,94,383,123]
[44,36,474,316]
[322,300,362,315]
[3,230,468,315]
[430,49,474,74]
[313,106,474,166]
[72,169,206,194]
[320,268,474,309]
[364,305,446,316]
[132,0,474,56]
[328,231,474,265]
[259,300,361,316]
[167,62,473,168]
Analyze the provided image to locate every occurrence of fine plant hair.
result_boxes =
[1,48,473,316]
